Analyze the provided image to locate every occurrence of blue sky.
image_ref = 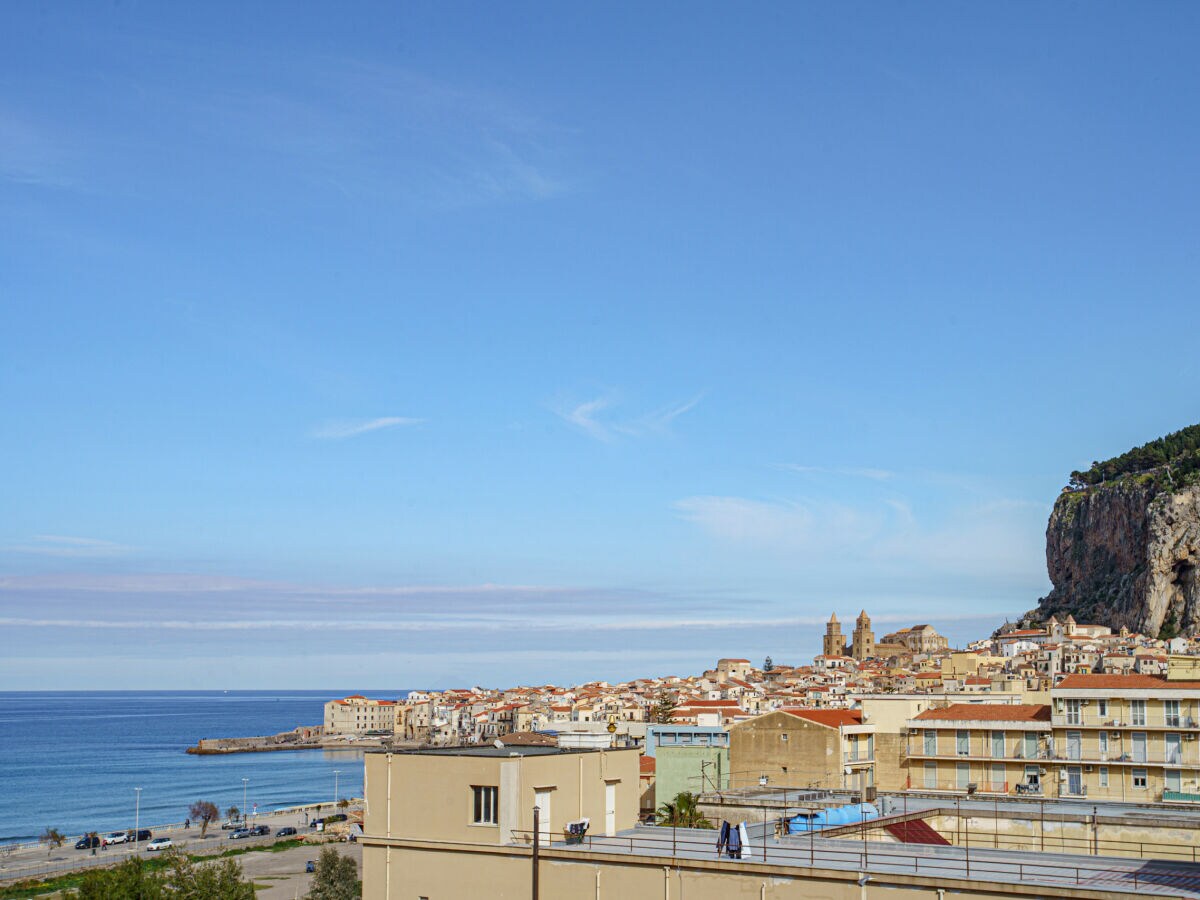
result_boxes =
[2,3,1198,690]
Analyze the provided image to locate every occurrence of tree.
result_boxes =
[656,792,711,829]
[337,797,350,812]
[66,857,165,899]
[651,690,677,724]
[1160,612,1181,641]
[66,852,254,899]
[162,852,254,899]
[307,846,361,899]
[189,800,219,837]
[226,805,241,822]
[40,827,65,855]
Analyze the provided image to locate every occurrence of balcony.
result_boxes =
[1052,714,1199,730]
[904,777,1010,794]
[1058,784,1088,798]
[843,752,874,765]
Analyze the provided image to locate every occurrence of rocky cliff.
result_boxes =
[1035,479,1200,637]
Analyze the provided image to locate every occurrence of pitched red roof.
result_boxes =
[913,703,1050,723]
[639,756,656,775]
[779,708,863,728]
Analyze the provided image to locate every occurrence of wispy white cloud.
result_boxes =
[674,488,1047,582]
[311,417,423,439]
[553,393,703,442]
[1,535,133,558]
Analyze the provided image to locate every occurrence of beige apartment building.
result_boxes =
[899,670,1200,804]
[324,695,397,735]
[1050,672,1200,802]
[904,703,1052,794]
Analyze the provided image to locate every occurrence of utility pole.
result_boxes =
[532,805,540,900]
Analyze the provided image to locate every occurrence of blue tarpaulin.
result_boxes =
[786,802,878,833]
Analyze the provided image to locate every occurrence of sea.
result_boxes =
[0,690,403,844]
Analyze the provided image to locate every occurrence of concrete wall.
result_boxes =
[656,746,729,806]
[729,711,839,790]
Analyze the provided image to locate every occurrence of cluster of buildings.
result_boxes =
[328,610,1200,811]
[350,610,1200,898]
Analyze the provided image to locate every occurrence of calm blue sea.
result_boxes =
[0,690,403,844]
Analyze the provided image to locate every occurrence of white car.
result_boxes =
[104,831,128,845]
[146,837,173,851]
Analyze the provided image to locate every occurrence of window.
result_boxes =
[1166,769,1182,792]
[924,729,937,755]
[956,762,970,789]
[1065,698,1081,725]
[991,731,1005,758]
[780,733,788,742]
[1098,699,1108,718]
[1025,765,1040,787]
[1165,700,1181,728]
[1023,733,1037,759]
[1131,699,1146,727]
[1132,769,1148,790]
[1099,766,1109,788]
[1131,732,1147,763]
[924,761,937,789]
[472,786,498,825]
[1099,731,1109,756]
[956,730,969,756]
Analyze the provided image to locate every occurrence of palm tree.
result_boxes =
[40,827,65,856]
[656,792,711,829]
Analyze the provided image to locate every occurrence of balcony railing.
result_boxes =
[903,777,1010,794]
[843,752,874,765]
[1051,714,1199,729]
[906,744,1050,761]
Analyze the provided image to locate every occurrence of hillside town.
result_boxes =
[326,611,1200,812]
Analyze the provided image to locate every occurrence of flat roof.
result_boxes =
[368,746,638,758]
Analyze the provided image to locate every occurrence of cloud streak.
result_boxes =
[311,417,423,439]
[1,535,133,558]
[553,393,703,442]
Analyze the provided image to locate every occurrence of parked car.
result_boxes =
[229,829,252,840]
[146,837,173,851]
[220,820,244,830]
[104,831,128,845]
[305,860,316,873]
[75,834,101,850]
[126,829,152,843]
[249,825,270,836]
[276,826,297,837]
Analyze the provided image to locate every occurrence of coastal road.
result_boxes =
[0,803,360,886]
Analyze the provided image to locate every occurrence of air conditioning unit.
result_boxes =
[1186,734,1197,742]
[1058,771,1067,781]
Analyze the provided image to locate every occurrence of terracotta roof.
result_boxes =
[779,708,863,728]
[913,704,1050,723]
[1057,673,1200,690]
[639,756,656,775]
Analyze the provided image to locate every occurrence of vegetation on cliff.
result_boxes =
[1069,423,1200,490]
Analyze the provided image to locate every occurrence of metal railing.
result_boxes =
[506,826,1200,894]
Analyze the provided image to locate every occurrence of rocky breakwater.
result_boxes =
[1032,424,1200,636]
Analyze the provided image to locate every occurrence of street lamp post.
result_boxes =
[242,779,249,822]
[134,788,142,854]
[333,770,341,809]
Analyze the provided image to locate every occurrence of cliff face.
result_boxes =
[1036,481,1200,636]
